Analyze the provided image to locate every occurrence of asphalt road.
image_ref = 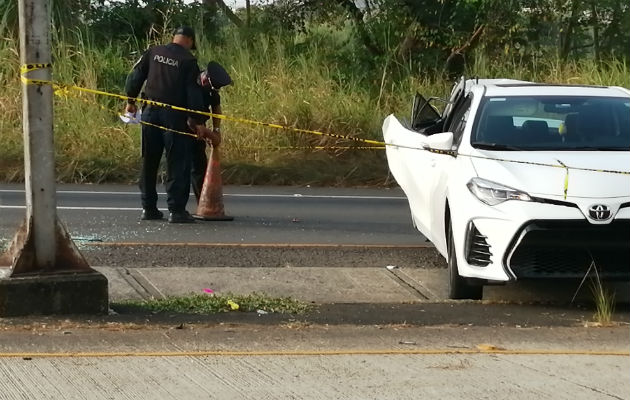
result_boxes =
[0,184,422,246]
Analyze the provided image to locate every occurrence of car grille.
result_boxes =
[465,222,492,266]
[507,220,630,279]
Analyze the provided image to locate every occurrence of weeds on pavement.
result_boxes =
[116,292,312,315]
[573,260,616,326]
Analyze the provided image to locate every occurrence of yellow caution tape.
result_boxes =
[136,119,198,139]
[65,87,381,147]
[21,63,630,179]
[464,153,630,176]
[20,64,385,147]
[557,159,570,200]
[63,88,199,139]
[20,63,52,74]
[54,86,71,99]
[241,146,386,151]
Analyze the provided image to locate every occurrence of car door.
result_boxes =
[384,86,468,243]
[383,115,442,241]
[427,96,473,251]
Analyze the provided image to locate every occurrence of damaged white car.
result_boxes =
[383,78,630,299]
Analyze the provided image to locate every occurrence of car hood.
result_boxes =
[468,150,630,198]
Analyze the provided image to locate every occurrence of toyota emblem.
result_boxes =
[588,204,611,221]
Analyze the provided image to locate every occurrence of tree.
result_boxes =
[202,0,244,27]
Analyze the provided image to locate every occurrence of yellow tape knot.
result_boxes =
[54,85,71,99]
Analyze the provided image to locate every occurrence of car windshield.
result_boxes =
[472,96,630,150]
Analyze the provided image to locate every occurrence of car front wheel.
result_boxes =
[447,222,483,300]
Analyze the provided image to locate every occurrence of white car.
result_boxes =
[383,78,630,299]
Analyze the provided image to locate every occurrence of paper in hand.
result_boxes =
[120,110,141,124]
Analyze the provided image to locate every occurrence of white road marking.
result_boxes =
[0,189,405,200]
[0,205,149,211]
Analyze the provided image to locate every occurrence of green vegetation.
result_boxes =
[589,265,616,326]
[0,1,628,186]
[116,292,312,315]
[572,261,618,326]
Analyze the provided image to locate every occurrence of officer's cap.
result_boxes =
[206,61,232,89]
[174,26,196,50]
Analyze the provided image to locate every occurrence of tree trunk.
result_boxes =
[444,25,485,80]
[335,0,382,56]
[560,0,581,61]
[601,0,623,55]
[364,0,372,17]
[591,1,599,61]
[245,0,251,27]
[203,0,243,28]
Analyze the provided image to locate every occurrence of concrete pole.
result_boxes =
[18,0,57,269]
[0,0,107,315]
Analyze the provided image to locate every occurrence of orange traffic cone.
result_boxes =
[193,146,234,221]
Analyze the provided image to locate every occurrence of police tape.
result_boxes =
[20,64,386,148]
[20,63,53,74]
[462,153,630,176]
[64,85,384,150]
[384,136,630,183]
[241,146,386,150]
[21,63,630,180]
[64,86,200,139]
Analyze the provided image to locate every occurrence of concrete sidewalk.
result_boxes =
[0,324,627,400]
[99,266,630,305]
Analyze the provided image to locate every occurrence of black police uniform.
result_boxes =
[191,89,221,201]
[125,43,204,215]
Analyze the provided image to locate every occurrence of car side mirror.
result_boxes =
[424,131,454,151]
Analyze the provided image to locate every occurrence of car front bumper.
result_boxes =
[452,194,630,282]
[505,219,630,279]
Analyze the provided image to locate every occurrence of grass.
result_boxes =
[0,25,628,186]
[573,261,617,326]
[589,264,616,326]
[115,292,312,315]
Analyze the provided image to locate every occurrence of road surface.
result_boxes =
[0,184,422,246]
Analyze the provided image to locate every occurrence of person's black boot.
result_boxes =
[168,210,196,223]
[141,208,164,220]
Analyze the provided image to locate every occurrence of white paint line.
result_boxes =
[0,189,405,200]
[0,205,150,211]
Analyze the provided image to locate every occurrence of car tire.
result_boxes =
[447,222,483,300]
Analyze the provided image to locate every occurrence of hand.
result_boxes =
[195,126,221,147]
[125,103,137,114]
[210,129,222,147]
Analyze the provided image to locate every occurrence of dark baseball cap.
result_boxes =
[174,26,196,50]
[206,61,232,89]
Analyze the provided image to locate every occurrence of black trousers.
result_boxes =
[140,107,194,213]
[191,140,208,203]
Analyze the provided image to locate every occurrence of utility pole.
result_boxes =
[18,0,57,270]
[0,0,108,316]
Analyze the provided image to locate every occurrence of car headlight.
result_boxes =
[467,178,532,206]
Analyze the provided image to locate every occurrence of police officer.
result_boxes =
[125,26,206,223]
[191,61,232,202]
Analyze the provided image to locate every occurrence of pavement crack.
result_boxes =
[386,269,431,300]
[129,269,166,299]
[117,268,152,300]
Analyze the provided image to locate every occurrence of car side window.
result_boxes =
[448,96,472,148]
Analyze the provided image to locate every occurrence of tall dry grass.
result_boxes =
[0,24,628,185]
